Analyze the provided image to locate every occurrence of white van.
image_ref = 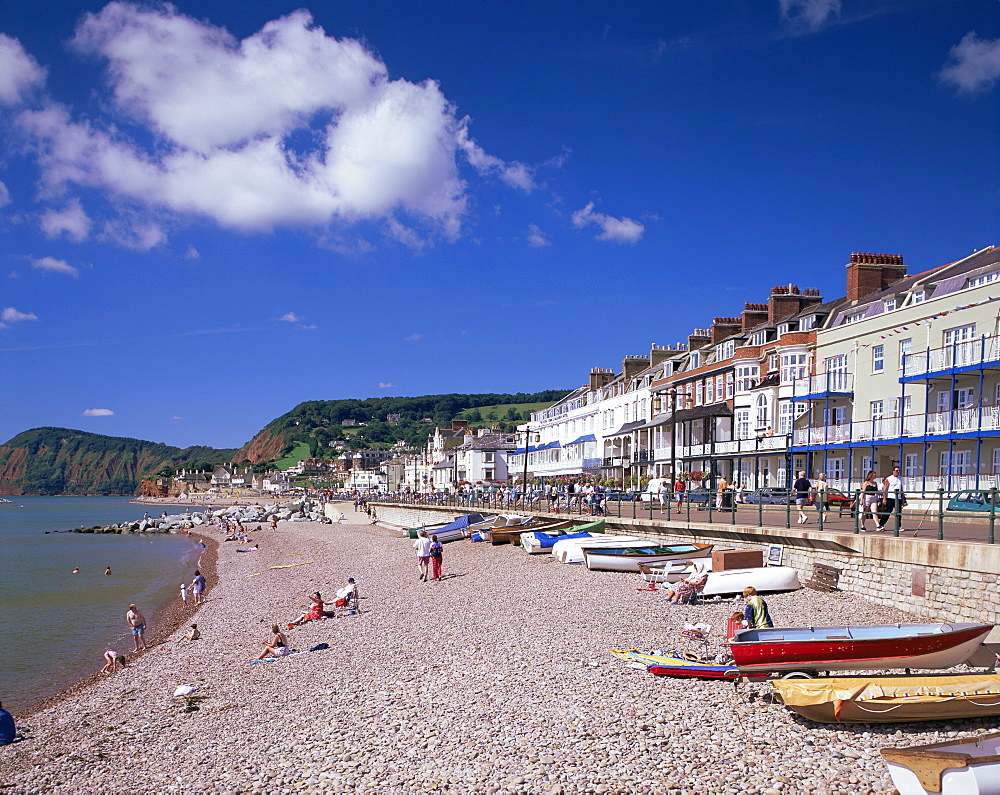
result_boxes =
[640,477,669,502]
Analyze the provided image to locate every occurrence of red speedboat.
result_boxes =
[730,622,993,674]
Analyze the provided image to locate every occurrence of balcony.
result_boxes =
[791,371,854,400]
[902,334,1000,380]
[792,405,1000,447]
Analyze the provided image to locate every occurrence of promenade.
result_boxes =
[3,504,996,794]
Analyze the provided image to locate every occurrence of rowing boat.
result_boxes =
[733,622,994,674]
[582,543,714,573]
[773,674,1000,725]
[702,565,801,596]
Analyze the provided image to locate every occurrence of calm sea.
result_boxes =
[0,497,206,713]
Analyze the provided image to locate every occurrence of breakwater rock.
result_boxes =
[45,498,329,535]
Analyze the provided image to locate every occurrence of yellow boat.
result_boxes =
[773,673,1000,724]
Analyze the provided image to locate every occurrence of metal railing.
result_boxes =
[902,334,1000,378]
[366,486,999,544]
[793,405,1000,446]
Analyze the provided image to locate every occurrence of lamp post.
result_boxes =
[669,388,679,488]
[521,425,537,507]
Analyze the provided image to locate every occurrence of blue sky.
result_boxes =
[1,0,997,450]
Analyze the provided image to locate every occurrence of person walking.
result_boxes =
[429,534,444,582]
[674,477,686,508]
[192,570,207,604]
[413,530,432,582]
[716,475,729,509]
[814,473,829,515]
[658,479,670,513]
[859,470,880,531]
[179,583,188,604]
[793,472,812,524]
[126,604,147,653]
[877,465,904,530]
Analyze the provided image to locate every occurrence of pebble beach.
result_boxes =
[2,503,997,794]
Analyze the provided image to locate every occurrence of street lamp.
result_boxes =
[669,388,679,487]
[521,426,539,503]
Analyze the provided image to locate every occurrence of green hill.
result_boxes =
[235,391,569,465]
[0,427,236,496]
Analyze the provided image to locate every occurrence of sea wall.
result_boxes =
[372,503,1000,629]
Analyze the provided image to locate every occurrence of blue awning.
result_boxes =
[566,434,596,445]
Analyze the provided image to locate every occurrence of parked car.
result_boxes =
[683,487,712,504]
[603,490,639,501]
[948,490,1000,512]
[744,488,791,504]
[822,488,853,509]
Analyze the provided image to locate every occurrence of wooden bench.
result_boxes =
[806,563,841,592]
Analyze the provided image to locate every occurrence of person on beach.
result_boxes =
[413,530,432,582]
[192,570,206,604]
[270,517,278,531]
[72,567,79,574]
[859,470,880,531]
[334,577,358,611]
[105,566,112,576]
[664,569,709,604]
[793,472,812,524]
[182,624,200,641]
[101,649,125,674]
[126,604,147,652]
[429,534,444,581]
[0,700,16,746]
[742,587,773,629]
[291,592,326,625]
[256,625,292,660]
[180,583,188,604]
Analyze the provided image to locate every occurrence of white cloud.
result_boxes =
[571,201,644,244]
[183,245,200,260]
[40,199,92,242]
[778,0,840,33]
[171,415,184,420]
[526,223,551,247]
[32,256,79,277]
[0,33,46,105]
[377,382,394,388]
[279,311,301,323]
[100,217,165,250]
[457,125,534,192]
[940,32,1000,94]
[13,4,538,244]
[0,181,10,207]
[0,306,38,328]
[83,408,114,416]
[403,332,422,341]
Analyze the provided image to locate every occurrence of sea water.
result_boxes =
[0,497,206,713]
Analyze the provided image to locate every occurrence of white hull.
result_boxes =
[702,566,801,596]
[639,560,705,583]
[884,731,1000,795]
[552,536,646,564]
[584,549,711,573]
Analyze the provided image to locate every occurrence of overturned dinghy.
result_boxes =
[702,565,801,597]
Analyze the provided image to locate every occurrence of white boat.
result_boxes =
[552,535,647,564]
[582,543,714,573]
[882,729,1000,794]
[702,565,800,596]
[638,559,708,583]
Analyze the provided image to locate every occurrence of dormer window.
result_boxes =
[714,340,735,361]
[912,290,925,305]
[843,311,865,325]
[751,330,767,346]
[800,315,815,331]
[967,272,1000,288]
[884,299,896,312]
[690,351,700,369]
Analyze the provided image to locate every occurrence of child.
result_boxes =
[101,649,124,674]
[742,587,774,629]
[179,583,188,604]
[183,624,200,641]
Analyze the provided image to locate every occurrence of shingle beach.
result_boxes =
[2,504,996,794]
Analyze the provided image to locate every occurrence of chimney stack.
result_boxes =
[846,252,906,302]
[711,317,742,345]
[621,355,652,380]
[649,344,674,367]
[687,328,711,353]
[589,367,614,391]
[742,302,769,332]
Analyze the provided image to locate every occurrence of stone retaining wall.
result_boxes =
[372,503,1000,630]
